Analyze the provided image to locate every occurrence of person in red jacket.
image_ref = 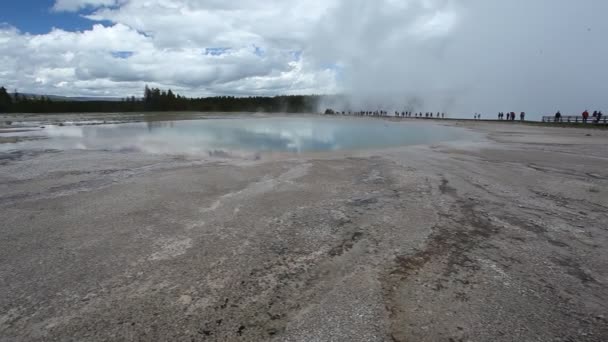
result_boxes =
[582,110,589,123]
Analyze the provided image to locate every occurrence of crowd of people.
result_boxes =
[577,110,603,123]
[324,108,605,124]
[325,109,446,119]
[394,111,445,119]
[551,110,604,123]
[496,112,525,121]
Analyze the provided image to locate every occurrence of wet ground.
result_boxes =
[0,116,607,341]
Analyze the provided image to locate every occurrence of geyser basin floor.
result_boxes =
[0,117,470,155]
[0,118,607,342]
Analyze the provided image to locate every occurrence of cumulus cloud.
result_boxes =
[1,0,607,118]
[1,0,343,98]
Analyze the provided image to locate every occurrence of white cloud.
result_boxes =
[0,0,607,118]
[0,9,337,98]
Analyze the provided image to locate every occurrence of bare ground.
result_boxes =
[0,120,607,341]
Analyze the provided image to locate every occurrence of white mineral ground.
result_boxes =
[0,114,606,341]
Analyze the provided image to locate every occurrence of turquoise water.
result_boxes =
[1,117,468,154]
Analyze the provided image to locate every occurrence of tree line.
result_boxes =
[0,85,323,114]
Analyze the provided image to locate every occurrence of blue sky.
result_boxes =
[0,0,97,33]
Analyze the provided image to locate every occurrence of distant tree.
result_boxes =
[0,87,13,112]
[143,85,152,109]
[0,84,325,114]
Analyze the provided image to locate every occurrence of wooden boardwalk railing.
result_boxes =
[542,116,607,124]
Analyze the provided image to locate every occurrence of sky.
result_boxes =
[0,0,607,118]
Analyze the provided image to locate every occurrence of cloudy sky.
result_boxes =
[1,0,607,117]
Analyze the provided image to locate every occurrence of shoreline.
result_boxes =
[2,111,607,131]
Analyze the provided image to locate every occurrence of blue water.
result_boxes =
[1,117,468,155]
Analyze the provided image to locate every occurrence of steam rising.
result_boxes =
[306,0,608,118]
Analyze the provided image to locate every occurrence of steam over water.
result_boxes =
[309,0,608,120]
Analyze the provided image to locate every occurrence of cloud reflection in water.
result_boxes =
[1,117,467,155]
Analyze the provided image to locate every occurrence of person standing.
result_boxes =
[555,111,562,122]
[520,112,525,121]
[583,110,590,123]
